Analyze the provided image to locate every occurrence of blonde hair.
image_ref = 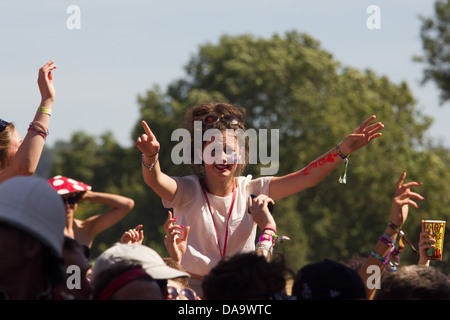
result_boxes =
[0,121,14,170]
[184,102,249,180]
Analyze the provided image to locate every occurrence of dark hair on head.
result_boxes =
[42,243,66,288]
[374,265,450,300]
[63,236,90,258]
[202,252,290,300]
[63,236,83,251]
[184,102,249,179]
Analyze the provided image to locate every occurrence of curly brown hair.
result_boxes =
[183,102,249,180]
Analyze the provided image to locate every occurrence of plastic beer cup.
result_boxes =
[423,220,446,261]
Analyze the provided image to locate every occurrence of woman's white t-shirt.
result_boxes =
[162,174,271,276]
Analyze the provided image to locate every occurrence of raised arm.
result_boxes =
[78,191,135,246]
[0,61,57,183]
[269,115,384,200]
[135,120,178,202]
[358,172,424,300]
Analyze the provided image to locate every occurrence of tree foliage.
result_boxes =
[416,0,450,104]
[50,30,450,273]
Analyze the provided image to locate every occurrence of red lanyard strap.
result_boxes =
[202,184,236,259]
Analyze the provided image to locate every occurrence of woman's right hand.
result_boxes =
[248,194,276,232]
[136,120,160,157]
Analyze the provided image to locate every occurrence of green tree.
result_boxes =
[416,0,450,104]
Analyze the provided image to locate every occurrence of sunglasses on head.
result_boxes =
[203,114,239,126]
[167,286,198,300]
[62,194,80,206]
[0,119,11,133]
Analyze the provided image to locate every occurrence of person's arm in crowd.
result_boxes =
[0,61,57,183]
[78,190,135,246]
[358,172,424,300]
[248,194,277,260]
[269,115,383,201]
[135,120,178,202]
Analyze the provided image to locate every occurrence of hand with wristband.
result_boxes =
[134,120,176,201]
[359,171,424,299]
[269,115,383,198]
[136,121,160,171]
[136,120,160,159]
[248,194,276,233]
[336,115,384,158]
[389,171,424,230]
[248,194,278,259]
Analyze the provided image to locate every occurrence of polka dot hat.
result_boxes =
[48,175,92,195]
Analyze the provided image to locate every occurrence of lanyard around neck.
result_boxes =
[202,183,236,259]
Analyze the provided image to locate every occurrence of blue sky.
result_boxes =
[1,0,449,148]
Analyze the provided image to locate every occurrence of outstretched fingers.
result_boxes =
[356,115,377,132]
[365,122,384,140]
[394,172,425,207]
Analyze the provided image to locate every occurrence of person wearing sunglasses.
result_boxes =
[0,61,57,184]
[136,102,384,294]
[48,175,135,258]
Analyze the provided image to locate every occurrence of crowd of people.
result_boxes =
[1,61,450,301]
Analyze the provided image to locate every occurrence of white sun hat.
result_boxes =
[92,243,190,282]
[0,176,66,257]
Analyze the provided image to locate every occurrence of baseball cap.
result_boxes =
[0,176,66,257]
[292,259,366,300]
[92,243,190,282]
[48,175,92,195]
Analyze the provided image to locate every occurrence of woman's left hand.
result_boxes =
[338,115,384,156]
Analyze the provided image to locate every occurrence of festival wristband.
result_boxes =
[37,106,52,116]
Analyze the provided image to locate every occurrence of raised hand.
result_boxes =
[120,224,144,245]
[390,172,424,228]
[164,211,189,264]
[37,60,57,105]
[135,120,160,157]
[339,115,384,156]
[247,194,276,232]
